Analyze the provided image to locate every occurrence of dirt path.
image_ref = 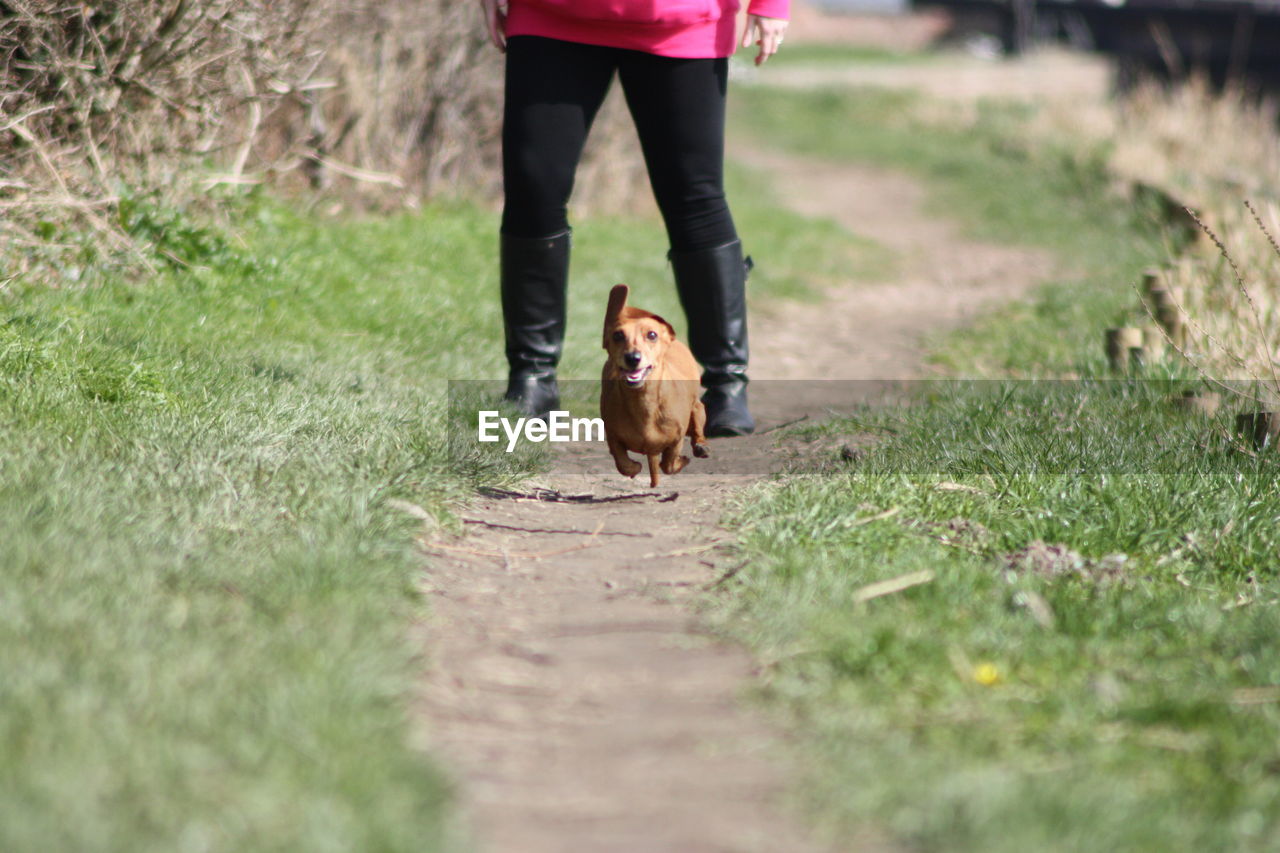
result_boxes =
[749,49,1110,104]
[414,146,1052,852]
[742,148,1056,380]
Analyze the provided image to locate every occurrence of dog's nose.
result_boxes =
[623,351,642,369]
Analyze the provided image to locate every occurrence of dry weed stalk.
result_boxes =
[1090,78,1280,407]
[1151,204,1280,408]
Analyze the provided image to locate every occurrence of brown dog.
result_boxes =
[600,284,709,487]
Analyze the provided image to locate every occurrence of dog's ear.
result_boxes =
[603,284,629,348]
[647,313,677,341]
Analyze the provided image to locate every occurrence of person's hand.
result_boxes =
[479,0,507,52]
[742,14,787,66]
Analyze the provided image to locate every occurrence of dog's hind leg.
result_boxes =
[688,401,710,459]
[647,452,662,488]
[660,443,688,477]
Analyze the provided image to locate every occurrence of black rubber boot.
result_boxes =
[670,240,755,437]
[500,230,571,420]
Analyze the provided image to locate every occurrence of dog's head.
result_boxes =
[603,283,676,388]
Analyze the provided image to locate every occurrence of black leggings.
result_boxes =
[501,35,738,252]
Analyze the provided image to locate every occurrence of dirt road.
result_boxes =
[414,144,1052,851]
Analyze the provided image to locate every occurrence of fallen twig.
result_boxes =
[853,569,935,603]
[758,414,810,435]
[706,562,746,590]
[461,517,652,537]
[640,540,730,560]
[478,486,678,504]
[934,482,988,495]
[1013,589,1055,629]
[845,506,901,527]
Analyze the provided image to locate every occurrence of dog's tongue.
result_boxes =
[627,368,646,383]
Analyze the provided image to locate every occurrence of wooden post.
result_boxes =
[1148,287,1188,350]
[1236,412,1280,450]
[1142,325,1167,359]
[1141,268,1162,301]
[1106,328,1144,370]
[1173,390,1220,417]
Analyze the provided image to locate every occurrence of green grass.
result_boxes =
[724,382,1280,853]
[730,84,1175,374]
[759,42,934,68]
[714,86,1280,851]
[0,201,514,853]
[11,65,1264,853]
[0,151,877,850]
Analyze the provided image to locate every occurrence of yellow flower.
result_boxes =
[973,662,1001,686]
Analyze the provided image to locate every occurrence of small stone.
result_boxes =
[839,444,866,463]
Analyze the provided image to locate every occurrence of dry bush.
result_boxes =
[276,2,647,215]
[1111,79,1280,204]
[0,1,647,285]
[1,2,325,190]
[254,1,500,198]
[1,1,324,279]
[1106,81,1280,390]
[1154,204,1280,400]
[1015,74,1280,389]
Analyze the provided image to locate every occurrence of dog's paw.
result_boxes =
[661,454,689,475]
[617,459,642,478]
[692,442,710,459]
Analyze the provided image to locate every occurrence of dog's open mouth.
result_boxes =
[623,365,652,387]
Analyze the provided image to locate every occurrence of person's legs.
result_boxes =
[618,54,754,435]
[500,36,615,416]
[502,36,616,239]
[616,52,736,251]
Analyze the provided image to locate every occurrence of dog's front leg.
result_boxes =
[646,452,662,488]
[606,431,642,479]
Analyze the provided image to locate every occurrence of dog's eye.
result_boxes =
[612,330,625,342]
[646,330,658,341]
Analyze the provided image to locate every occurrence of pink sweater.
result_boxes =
[506,0,791,59]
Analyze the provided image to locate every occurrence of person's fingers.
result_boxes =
[756,28,781,64]
[489,6,507,52]
[481,0,506,52]
[746,17,787,65]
